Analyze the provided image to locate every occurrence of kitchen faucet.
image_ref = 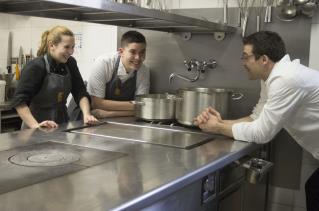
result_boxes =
[169,58,217,84]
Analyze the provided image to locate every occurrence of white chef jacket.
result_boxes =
[232,54,319,160]
[87,52,150,98]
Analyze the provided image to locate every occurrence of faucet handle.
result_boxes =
[206,59,217,69]
[184,60,192,71]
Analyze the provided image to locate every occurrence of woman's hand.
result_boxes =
[37,120,58,129]
[83,113,99,125]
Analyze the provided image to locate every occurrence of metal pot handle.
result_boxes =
[134,101,145,106]
[231,92,244,101]
[175,97,183,101]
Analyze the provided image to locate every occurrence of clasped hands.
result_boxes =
[193,106,223,133]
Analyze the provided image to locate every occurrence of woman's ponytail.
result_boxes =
[37,30,50,57]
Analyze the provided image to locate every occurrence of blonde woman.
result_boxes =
[12,26,97,129]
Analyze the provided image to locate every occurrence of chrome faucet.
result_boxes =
[169,58,217,84]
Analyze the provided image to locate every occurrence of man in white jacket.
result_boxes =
[195,31,319,211]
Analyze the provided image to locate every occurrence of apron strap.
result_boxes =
[44,54,51,73]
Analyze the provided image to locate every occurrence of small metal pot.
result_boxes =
[135,94,176,121]
[175,87,243,126]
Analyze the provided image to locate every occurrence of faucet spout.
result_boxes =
[169,70,201,84]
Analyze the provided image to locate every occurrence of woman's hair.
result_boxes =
[37,26,74,57]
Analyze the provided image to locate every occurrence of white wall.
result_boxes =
[0,13,117,81]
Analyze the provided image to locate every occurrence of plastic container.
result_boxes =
[0,80,6,103]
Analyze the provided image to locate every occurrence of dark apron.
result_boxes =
[105,56,137,101]
[22,54,72,128]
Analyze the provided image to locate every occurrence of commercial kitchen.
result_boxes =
[0,0,318,211]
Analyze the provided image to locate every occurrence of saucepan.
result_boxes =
[134,93,176,121]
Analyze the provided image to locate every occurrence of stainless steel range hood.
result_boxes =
[0,0,236,33]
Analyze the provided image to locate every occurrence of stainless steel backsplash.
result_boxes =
[118,7,311,119]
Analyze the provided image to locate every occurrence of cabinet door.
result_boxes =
[218,187,243,211]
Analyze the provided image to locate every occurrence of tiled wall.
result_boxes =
[0,13,118,81]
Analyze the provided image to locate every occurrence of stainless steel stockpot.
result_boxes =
[175,87,243,126]
[134,94,176,121]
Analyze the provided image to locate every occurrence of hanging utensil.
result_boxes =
[256,0,265,32]
[264,0,273,22]
[294,0,309,5]
[223,0,229,25]
[242,0,256,37]
[278,0,297,21]
[267,0,273,22]
[301,0,317,17]
[237,0,244,27]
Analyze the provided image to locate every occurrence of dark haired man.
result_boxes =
[195,31,319,211]
[88,31,150,117]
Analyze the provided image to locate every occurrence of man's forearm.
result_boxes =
[216,116,252,138]
[91,96,134,111]
[223,116,253,124]
[216,121,235,138]
[92,109,134,118]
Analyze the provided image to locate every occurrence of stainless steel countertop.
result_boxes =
[0,117,259,211]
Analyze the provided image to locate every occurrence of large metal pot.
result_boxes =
[135,94,176,121]
[175,87,243,126]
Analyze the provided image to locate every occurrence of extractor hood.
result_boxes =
[0,0,236,34]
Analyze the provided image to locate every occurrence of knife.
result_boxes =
[6,31,12,74]
[18,46,23,69]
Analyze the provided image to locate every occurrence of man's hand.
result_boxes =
[91,109,106,119]
[194,106,222,125]
[193,106,223,133]
[198,114,221,133]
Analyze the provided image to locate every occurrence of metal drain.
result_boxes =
[9,150,80,167]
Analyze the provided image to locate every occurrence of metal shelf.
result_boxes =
[0,0,236,33]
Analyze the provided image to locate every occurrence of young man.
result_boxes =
[195,31,319,211]
[87,31,150,118]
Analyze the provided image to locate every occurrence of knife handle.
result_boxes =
[15,64,20,80]
[7,66,12,74]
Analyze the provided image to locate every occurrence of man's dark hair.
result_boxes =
[121,31,146,47]
[243,31,286,62]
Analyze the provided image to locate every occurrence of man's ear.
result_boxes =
[118,48,124,56]
[262,55,270,64]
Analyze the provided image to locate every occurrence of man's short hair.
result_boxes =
[121,31,146,47]
[243,31,286,62]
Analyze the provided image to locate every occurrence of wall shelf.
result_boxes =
[0,0,236,34]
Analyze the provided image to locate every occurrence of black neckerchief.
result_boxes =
[46,54,67,75]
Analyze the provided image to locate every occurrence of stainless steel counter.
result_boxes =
[0,117,259,211]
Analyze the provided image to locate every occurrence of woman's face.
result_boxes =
[49,35,75,63]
